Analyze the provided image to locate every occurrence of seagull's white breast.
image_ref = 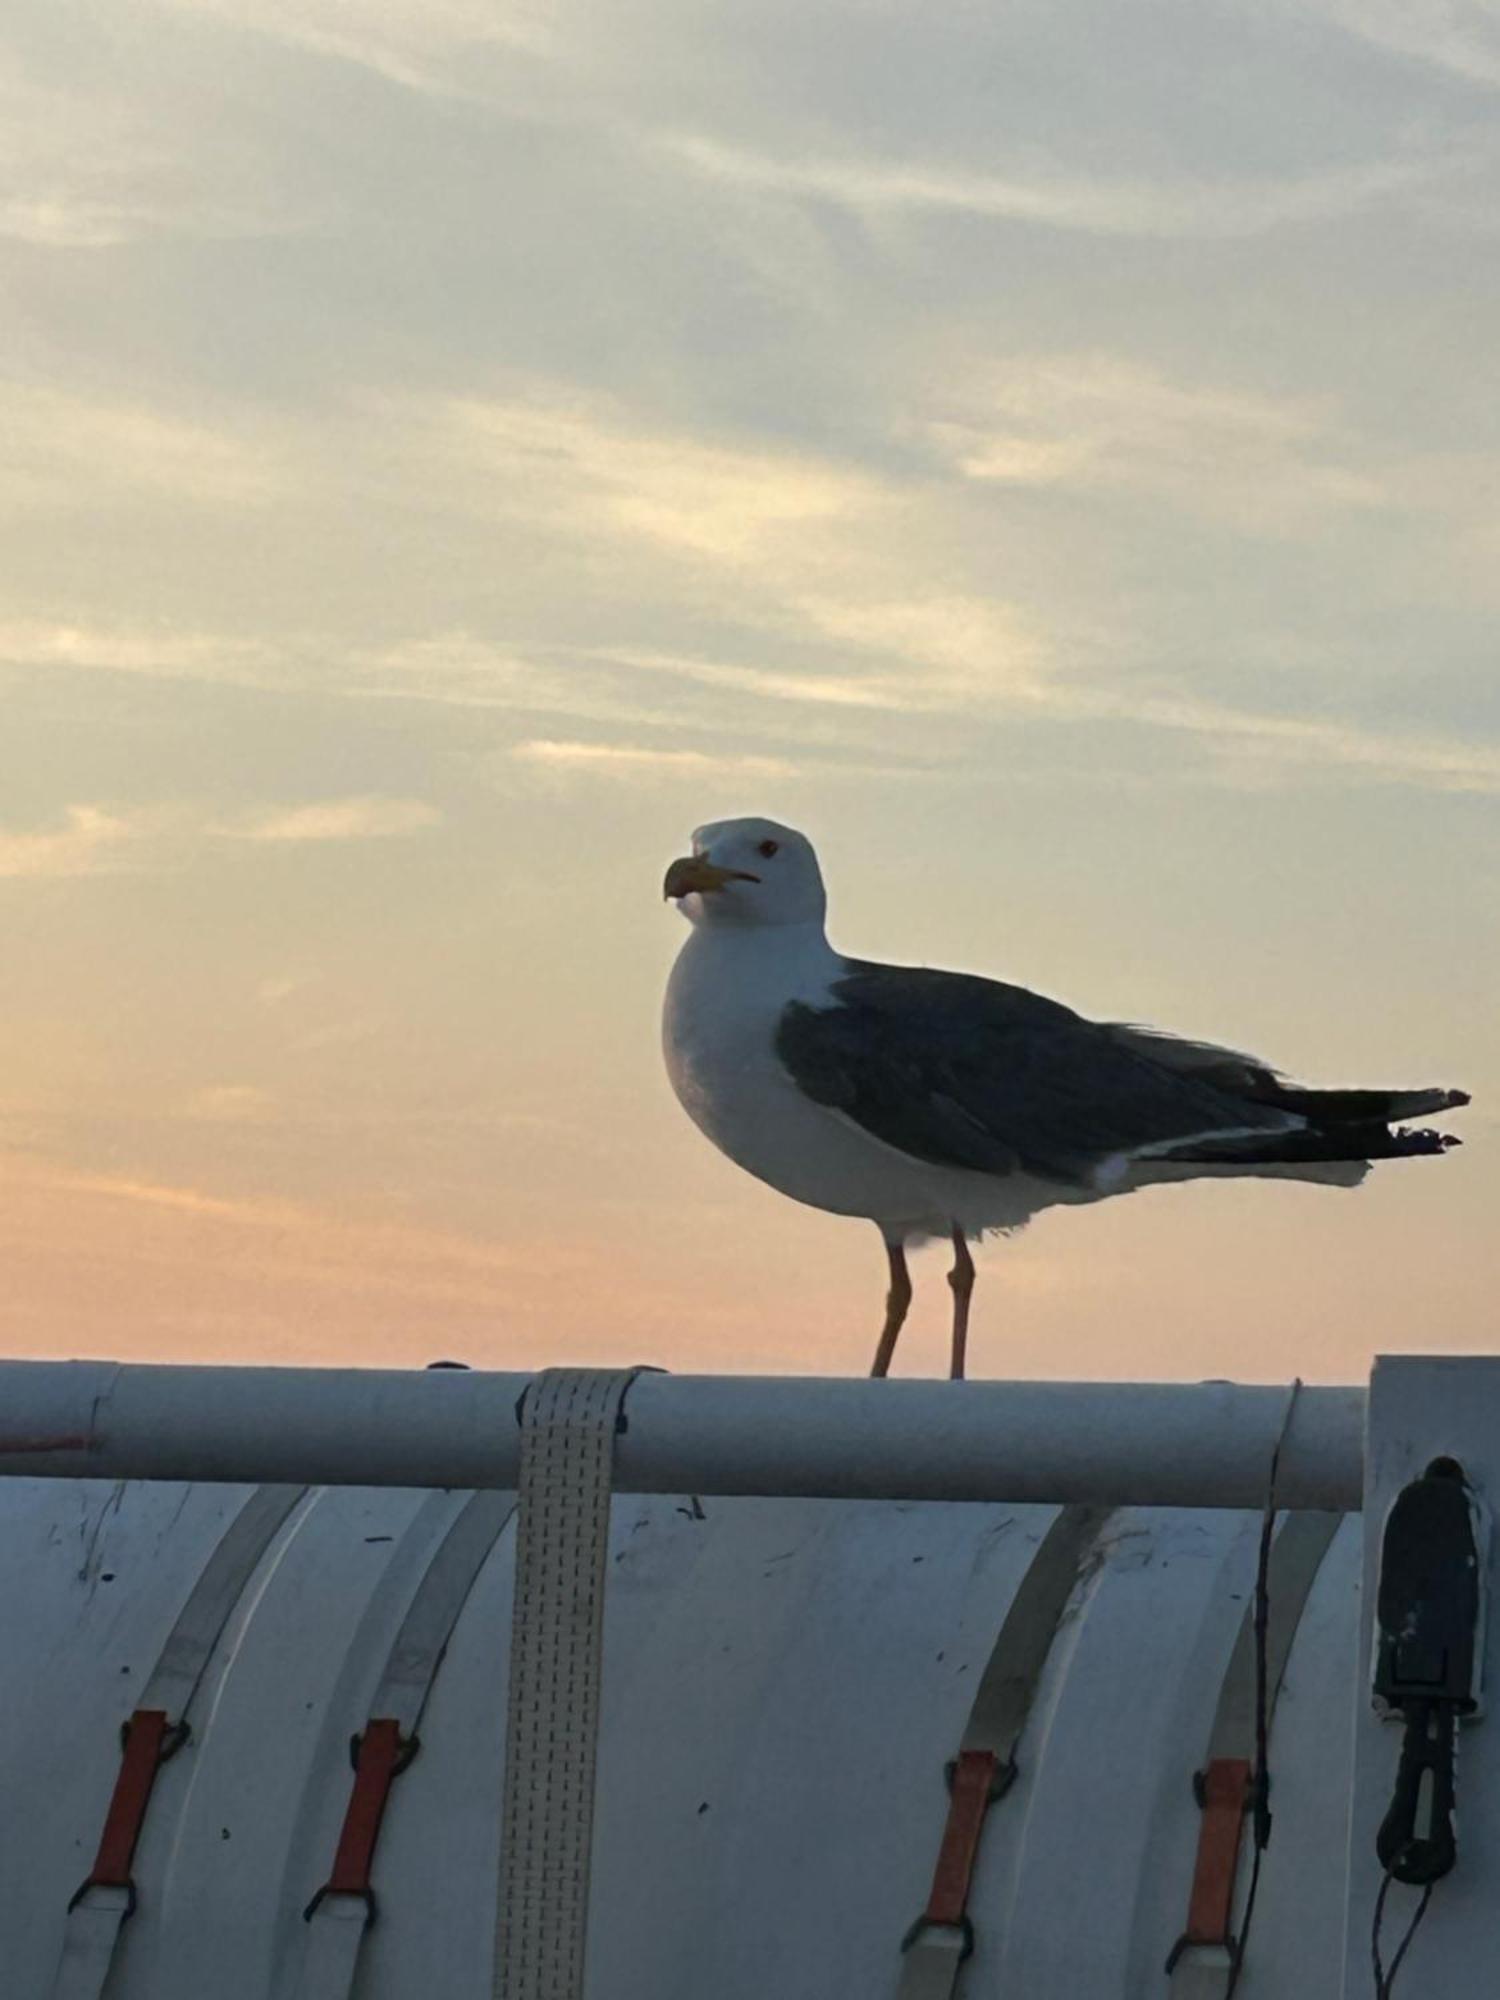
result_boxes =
[662,923,1048,1238]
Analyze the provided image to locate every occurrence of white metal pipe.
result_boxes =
[0,1360,1364,1508]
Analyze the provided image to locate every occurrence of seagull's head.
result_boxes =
[663,817,826,929]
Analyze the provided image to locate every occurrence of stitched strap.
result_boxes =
[494,1368,644,2000]
[1167,1511,1343,1994]
[898,1504,1107,2000]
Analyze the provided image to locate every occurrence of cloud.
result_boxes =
[0,796,443,879]
[659,131,1464,240]
[25,1165,313,1228]
[422,388,886,561]
[1291,1,1500,90]
[0,385,283,512]
[181,1084,278,1124]
[596,648,936,712]
[1038,684,1500,794]
[919,353,1392,529]
[0,52,328,247]
[226,797,443,842]
[508,739,803,783]
[368,388,1050,718]
[1138,695,1500,793]
[351,633,690,729]
[256,973,321,1006]
[0,805,144,879]
[148,0,555,96]
[0,619,284,687]
[792,594,1046,703]
[506,738,924,785]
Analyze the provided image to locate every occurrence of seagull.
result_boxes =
[661,816,1469,1380]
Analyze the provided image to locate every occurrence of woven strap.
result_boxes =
[898,1504,1107,2000]
[139,1484,308,1716]
[1167,1510,1343,1996]
[50,1483,306,2000]
[296,1487,518,2000]
[494,1368,644,2000]
[48,1894,131,2000]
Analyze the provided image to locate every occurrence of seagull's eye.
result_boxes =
[757,839,779,858]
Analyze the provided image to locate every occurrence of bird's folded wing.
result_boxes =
[775,962,1300,1186]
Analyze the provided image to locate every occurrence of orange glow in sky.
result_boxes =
[2,1,1493,1383]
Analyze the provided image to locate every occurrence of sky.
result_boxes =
[1,0,1495,1384]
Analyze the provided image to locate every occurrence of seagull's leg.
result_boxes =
[870,1236,912,1379]
[947,1226,975,1381]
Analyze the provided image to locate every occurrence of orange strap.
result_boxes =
[304,1718,414,1920]
[1182,1757,1252,1946]
[75,1710,172,1901]
[923,1750,999,1927]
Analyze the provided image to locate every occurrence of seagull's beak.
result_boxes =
[663,855,760,900]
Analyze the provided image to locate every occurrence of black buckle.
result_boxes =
[347,1727,420,1774]
[1190,1764,1257,1812]
[118,1715,190,1760]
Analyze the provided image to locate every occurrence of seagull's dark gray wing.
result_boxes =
[774,961,1307,1186]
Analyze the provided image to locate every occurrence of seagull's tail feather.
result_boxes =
[1170,1121,1464,1167]
[1261,1083,1470,1125]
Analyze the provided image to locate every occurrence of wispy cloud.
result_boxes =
[26,1167,310,1227]
[596,648,931,712]
[223,797,443,842]
[256,973,321,1007]
[420,388,885,560]
[1292,1,1500,90]
[1038,684,1500,794]
[507,737,922,785]
[0,619,284,686]
[1135,694,1500,793]
[0,56,327,247]
[0,795,443,879]
[180,1084,278,1124]
[149,0,556,96]
[659,131,1465,239]
[0,805,143,880]
[0,385,283,512]
[919,353,1392,529]
[794,594,1046,703]
[509,739,803,782]
[599,599,1045,716]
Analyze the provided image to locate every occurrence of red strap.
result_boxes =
[924,1749,998,1926]
[88,1709,171,1889]
[325,1719,406,1897]
[1182,1757,1252,1944]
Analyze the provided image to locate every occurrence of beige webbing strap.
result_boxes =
[1166,1510,1344,1997]
[494,1367,646,2000]
[897,1504,1108,2000]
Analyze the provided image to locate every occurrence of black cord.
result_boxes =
[1371,1866,1433,1998]
[1224,1378,1302,2000]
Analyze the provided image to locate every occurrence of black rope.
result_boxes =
[1223,1377,1302,2000]
[1371,1866,1433,1998]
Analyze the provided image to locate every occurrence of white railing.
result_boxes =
[0,1359,1363,1508]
